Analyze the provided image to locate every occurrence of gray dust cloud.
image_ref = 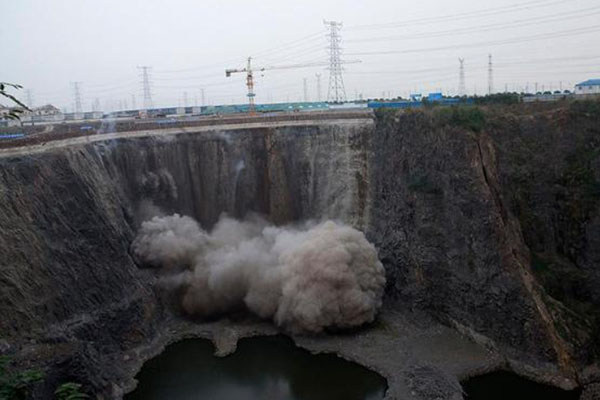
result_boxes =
[132,214,386,333]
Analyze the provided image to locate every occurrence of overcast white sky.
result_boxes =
[2,0,599,111]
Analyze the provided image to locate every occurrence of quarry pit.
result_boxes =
[1,102,599,399]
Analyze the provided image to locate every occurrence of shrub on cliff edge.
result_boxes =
[434,106,486,132]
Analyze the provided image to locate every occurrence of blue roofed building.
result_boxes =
[575,79,600,95]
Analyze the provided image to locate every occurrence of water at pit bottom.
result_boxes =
[126,335,387,400]
[462,370,581,400]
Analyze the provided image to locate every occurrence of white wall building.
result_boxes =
[575,79,600,95]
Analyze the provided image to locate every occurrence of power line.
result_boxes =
[345,24,600,56]
[324,20,346,103]
[345,0,572,31]
[257,42,327,66]
[252,31,324,59]
[342,54,600,79]
[345,6,600,44]
[152,32,323,75]
[152,72,223,82]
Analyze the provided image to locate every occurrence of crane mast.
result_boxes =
[226,57,257,113]
[246,57,255,113]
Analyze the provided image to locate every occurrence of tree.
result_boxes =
[0,82,30,120]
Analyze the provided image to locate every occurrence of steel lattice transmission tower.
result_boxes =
[488,54,494,95]
[458,58,466,96]
[303,78,308,102]
[26,89,34,109]
[324,20,346,103]
[137,66,153,110]
[315,73,322,101]
[71,82,83,113]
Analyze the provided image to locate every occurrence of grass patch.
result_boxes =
[0,356,44,400]
[568,98,600,119]
[434,106,486,132]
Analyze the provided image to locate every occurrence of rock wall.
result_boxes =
[0,120,373,340]
[368,110,579,373]
[0,104,599,396]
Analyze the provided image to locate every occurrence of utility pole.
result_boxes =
[315,73,322,102]
[303,78,308,102]
[488,54,494,95]
[324,20,346,103]
[137,66,153,110]
[458,58,466,96]
[201,88,206,106]
[535,82,539,94]
[71,82,83,114]
[183,91,188,107]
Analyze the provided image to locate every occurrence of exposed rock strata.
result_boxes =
[0,105,598,398]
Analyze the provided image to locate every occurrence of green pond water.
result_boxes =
[126,335,387,400]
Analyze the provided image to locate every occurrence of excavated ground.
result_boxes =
[1,103,599,399]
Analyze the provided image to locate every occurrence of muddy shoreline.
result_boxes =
[117,306,579,400]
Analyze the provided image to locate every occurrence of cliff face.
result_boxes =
[0,121,373,340]
[100,122,372,230]
[369,108,593,373]
[0,104,598,396]
[369,103,600,370]
[370,111,558,359]
[488,101,600,364]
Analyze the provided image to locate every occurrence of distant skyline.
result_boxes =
[3,0,599,111]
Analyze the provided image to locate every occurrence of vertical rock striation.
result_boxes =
[0,104,598,395]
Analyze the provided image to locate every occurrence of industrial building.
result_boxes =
[575,79,600,95]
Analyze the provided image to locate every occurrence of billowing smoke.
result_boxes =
[132,214,386,333]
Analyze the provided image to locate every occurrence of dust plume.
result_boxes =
[132,214,386,333]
